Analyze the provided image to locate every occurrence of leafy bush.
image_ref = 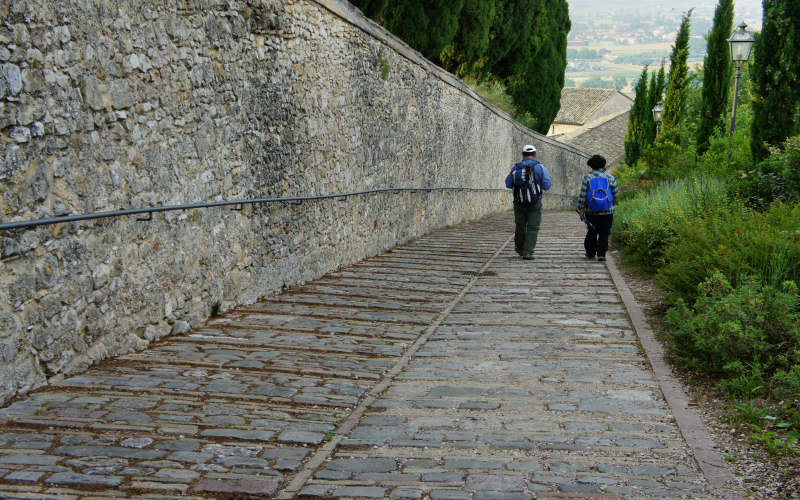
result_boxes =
[657,202,800,300]
[698,126,753,178]
[463,76,517,117]
[665,272,800,384]
[614,176,729,270]
[639,134,691,180]
[732,135,800,210]
[772,364,800,400]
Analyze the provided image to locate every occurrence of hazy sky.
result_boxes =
[569,0,763,28]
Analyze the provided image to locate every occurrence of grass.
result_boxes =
[462,76,517,117]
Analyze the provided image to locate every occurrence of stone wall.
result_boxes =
[0,0,589,403]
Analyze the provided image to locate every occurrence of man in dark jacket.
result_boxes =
[505,145,552,260]
[577,154,618,261]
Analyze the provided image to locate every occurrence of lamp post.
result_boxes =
[728,22,755,140]
[652,101,663,136]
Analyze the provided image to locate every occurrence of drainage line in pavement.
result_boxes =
[274,232,514,499]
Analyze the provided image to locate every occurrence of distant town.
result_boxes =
[565,1,763,91]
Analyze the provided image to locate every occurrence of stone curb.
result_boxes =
[605,254,745,500]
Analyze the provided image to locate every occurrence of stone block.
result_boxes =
[192,478,281,496]
[331,486,386,498]
[327,458,397,473]
[44,472,123,487]
[2,63,22,94]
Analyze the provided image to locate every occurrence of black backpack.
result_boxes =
[512,163,541,204]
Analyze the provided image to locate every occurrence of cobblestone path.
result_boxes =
[0,212,730,499]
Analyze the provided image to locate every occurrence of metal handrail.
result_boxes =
[0,186,513,231]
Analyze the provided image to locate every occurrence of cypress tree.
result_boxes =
[625,67,650,165]
[641,68,659,148]
[383,0,464,63]
[641,71,661,151]
[441,0,497,77]
[651,60,666,110]
[662,10,692,137]
[424,0,466,63]
[697,0,734,155]
[486,0,540,79]
[350,0,388,19]
[751,0,800,162]
[531,0,571,132]
[501,0,570,132]
[383,1,429,56]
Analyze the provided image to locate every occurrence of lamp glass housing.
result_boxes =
[652,101,664,123]
[729,22,755,62]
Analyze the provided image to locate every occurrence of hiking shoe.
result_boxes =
[585,254,595,260]
[522,254,534,260]
[597,256,606,261]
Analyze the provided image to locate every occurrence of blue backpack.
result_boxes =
[586,176,613,211]
[512,164,541,204]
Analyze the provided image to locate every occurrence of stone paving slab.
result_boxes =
[0,212,739,499]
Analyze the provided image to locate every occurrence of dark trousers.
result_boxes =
[584,213,613,257]
[513,202,542,256]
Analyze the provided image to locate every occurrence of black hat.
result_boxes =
[587,155,606,170]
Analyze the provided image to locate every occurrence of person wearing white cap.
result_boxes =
[504,144,552,260]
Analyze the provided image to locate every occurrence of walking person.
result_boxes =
[577,154,618,261]
[505,145,552,260]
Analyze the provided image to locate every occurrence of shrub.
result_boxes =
[657,202,800,300]
[614,176,729,271]
[698,126,753,179]
[639,134,689,180]
[664,272,800,384]
[772,364,800,400]
[733,135,800,210]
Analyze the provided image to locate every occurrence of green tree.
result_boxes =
[751,0,800,162]
[441,0,497,77]
[642,59,667,147]
[502,0,570,132]
[362,0,571,133]
[486,0,540,79]
[662,10,693,139]
[425,0,466,63]
[697,0,734,155]
[384,0,465,63]
[625,67,650,165]
[641,64,663,149]
[350,0,389,19]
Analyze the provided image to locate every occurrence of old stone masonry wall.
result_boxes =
[0,0,589,403]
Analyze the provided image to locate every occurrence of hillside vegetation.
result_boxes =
[616,1,800,455]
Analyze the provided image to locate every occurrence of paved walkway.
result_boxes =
[0,212,735,499]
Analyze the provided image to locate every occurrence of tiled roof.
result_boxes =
[553,87,617,126]
[567,110,630,167]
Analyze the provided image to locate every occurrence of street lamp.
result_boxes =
[652,101,663,135]
[728,22,755,139]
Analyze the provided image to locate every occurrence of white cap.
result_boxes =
[522,145,536,153]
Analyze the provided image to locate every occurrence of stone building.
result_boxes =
[548,88,633,168]
[548,87,633,138]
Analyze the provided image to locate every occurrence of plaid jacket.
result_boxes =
[577,169,619,215]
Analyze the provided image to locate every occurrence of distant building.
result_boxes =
[548,87,634,168]
[548,87,632,138]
